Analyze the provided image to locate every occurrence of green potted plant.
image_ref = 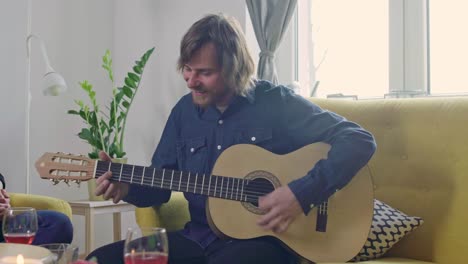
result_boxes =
[68,47,154,200]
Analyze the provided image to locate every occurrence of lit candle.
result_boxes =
[0,254,43,264]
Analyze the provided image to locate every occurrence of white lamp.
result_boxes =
[26,34,68,95]
[25,34,67,194]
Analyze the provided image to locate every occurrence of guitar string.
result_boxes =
[95,165,276,191]
[94,164,277,192]
[94,171,270,201]
[95,169,273,196]
[93,167,329,208]
[94,169,260,203]
[93,168,273,198]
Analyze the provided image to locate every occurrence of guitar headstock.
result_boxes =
[35,152,96,185]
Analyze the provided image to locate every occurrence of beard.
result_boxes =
[191,89,212,109]
[191,88,229,108]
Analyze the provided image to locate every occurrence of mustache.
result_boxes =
[191,87,206,93]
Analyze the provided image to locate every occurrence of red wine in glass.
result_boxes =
[3,233,36,244]
[2,207,38,244]
[124,253,168,264]
[124,227,169,264]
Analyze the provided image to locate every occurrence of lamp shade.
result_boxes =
[26,34,67,96]
[42,72,67,96]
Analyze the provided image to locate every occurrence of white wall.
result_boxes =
[0,0,29,193]
[1,0,116,255]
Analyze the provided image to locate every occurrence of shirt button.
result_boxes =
[218,119,224,125]
[190,148,195,153]
[251,137,256,142]
[217,145,222,150]
[310,204,315,209]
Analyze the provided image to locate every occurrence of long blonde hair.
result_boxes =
[177,14,255,95]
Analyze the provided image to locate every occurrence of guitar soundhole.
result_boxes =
[241,170,280,215]
[246,178,275,207]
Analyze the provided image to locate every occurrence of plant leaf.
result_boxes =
[80,80,93,92]
[128,72,140,82]
[133,66,142,74]
[88,152,98,159]
[78,128,92,141]
[122,86,133,98]
[79,110,87,121]
[124,77,136,89]
[115,90,124,104]
[122,100,130,108]
[102,49,114,82]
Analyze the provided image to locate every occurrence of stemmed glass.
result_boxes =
[40,243,79,264]
[124,227,169,264]
[2,207,38,244]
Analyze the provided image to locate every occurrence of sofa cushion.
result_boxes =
[352,200,424,262]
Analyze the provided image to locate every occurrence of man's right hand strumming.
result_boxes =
[94,151,130,204]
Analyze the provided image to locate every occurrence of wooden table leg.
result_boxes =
[113,212,122,242]
[85,208,94,256]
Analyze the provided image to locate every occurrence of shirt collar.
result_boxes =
[193,83,259,120]
[243,88,255,104]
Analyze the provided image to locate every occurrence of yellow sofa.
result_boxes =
[134,97,468,263]
[9,193,72,219]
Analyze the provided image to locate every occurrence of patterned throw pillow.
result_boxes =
[352,199,424,262]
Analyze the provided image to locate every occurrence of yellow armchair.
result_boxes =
[135,192,188,231]
[9,193,72,220]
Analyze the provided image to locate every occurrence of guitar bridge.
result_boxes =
[315,201,328,232]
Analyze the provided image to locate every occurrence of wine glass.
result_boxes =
[40,243,79,264]
[124,227,169,264]
[2,207,38,244]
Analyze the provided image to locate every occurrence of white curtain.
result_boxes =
[246,0,297,84]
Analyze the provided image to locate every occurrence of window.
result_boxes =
[296,0,468,99]
[429,1,468,95]
[298,0,388,98]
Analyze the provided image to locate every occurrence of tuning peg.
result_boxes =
[50,179,60,185]
[74,180,81,187]
[63,179,70,186]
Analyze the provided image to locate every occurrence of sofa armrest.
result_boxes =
[135,207,162,228]
[9,193,72,220]
[135,192,189,231]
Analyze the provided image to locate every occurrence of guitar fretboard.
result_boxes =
[95,161,269,203]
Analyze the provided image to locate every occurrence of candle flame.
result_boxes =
[17,254,24,264]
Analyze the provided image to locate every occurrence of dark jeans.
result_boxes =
[0,210,73,245]
[87,232,294,264]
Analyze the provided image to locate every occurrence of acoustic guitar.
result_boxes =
[35,142,374,262]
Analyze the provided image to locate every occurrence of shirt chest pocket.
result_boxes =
[234,128,273,150]
[176,136,208,172]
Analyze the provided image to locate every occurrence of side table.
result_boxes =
[68,200,135,257]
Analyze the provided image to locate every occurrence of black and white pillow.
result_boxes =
[352,199,424,262]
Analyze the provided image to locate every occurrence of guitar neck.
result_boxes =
[95,160,253,202]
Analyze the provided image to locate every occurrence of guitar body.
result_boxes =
[207,143,374,262]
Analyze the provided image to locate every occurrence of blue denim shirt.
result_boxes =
[124,80,376,247]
